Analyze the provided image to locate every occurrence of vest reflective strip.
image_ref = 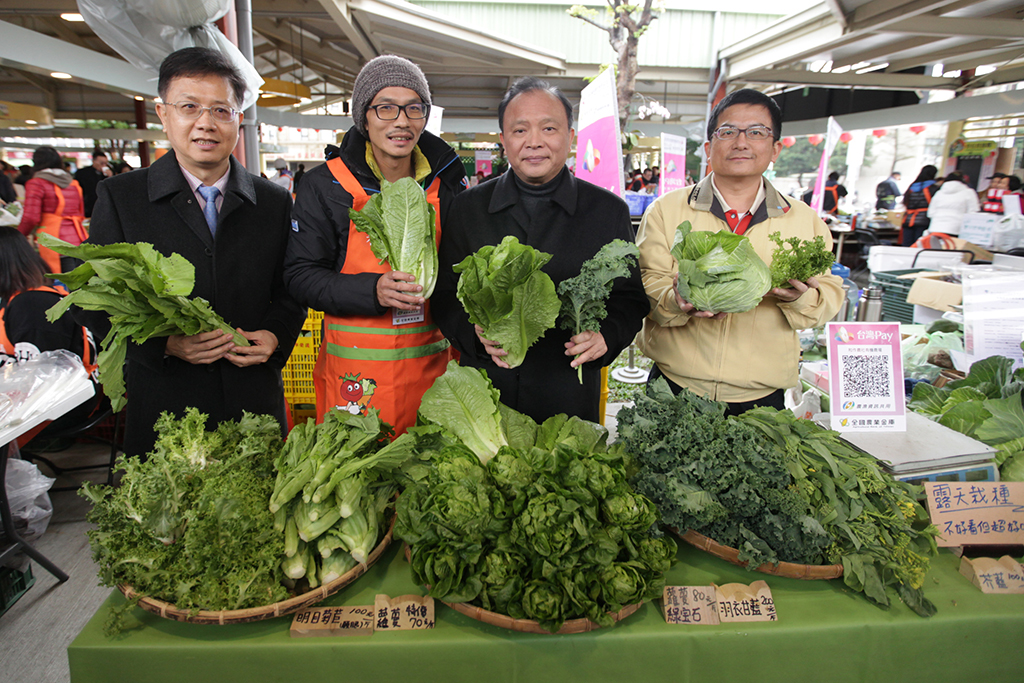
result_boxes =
[325,338,450,361]
[326,323,438,336]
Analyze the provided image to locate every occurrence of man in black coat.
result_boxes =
[73,149,111,218]
[434,77,649,424]
[83,47,306,456]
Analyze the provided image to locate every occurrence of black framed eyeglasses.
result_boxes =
[712,125,774,141]
[166,101,239,123]
[368,103,430,121]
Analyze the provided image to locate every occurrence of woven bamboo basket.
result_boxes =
[675,528,843,580]
[404,545,643,634]
[118,516,395,625]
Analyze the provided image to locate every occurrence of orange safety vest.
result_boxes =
[34,181,87,274]
[824,185,839,215]
[313,158,451,436]
[0,285,96,375]
[902,185,934,229]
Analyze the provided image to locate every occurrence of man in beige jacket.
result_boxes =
[636,88,843,416]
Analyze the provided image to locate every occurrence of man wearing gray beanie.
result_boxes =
[283,55,467,435]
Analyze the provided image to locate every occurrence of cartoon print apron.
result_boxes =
[313,158,451,436]
[35,181,86,274]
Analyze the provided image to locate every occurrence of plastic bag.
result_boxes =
[991,214,1024,252]
[0,350,90,433]
[902,331,964,381]
[3,455,55,570]
[785,385,821,420]
[0,202,21,227]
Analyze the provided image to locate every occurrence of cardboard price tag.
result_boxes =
[662,585,720,625]
[373,594,435,630]
[290,605,375,637]
[925,482,1024,547]
[959,556,1024,594]
[714,581,777,622]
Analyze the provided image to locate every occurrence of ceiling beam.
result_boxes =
[38,15,92,50]
[317,0,379,61]
[741,67,960,90]
[882,16,1024,39]
[253,17,362,73]
[883,39,1009,73]
[944,47,1024,73]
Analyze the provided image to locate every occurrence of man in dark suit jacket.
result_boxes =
[84,47,305,456]
[434,77,648,424]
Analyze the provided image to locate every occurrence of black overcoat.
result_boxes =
[83,151,307,456]
[434,168,649,424]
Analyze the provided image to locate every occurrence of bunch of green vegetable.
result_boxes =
[271,409,420,588]
[82,409,287,634]
[557,239,639,382]
[395,362,676,633]
[349,177,439,297]
[454,235,560,368]
[39,235,248,411]
[617,379,939,616]
[767,231,835,289]
[670,221,771,313]
[908,351,1024,480]
[737,408,938,617]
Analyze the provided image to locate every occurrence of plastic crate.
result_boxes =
[869,269,926,324]
[624,193,653,216]
[282,310,323,403]
[1,565,35,617]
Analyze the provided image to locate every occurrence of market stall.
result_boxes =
[68,541,1024,683]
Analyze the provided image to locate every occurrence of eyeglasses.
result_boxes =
[165,101,239,123]
[712,125,773,141]
[368,103,430,121]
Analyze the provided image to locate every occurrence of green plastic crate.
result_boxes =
[1,564,35,617]
[870,268,927,324]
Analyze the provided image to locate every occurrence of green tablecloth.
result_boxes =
[68,544,1024,683]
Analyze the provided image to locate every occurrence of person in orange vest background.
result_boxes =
[1,227,101,443]
[17,146,87,274]
[900,165,937,246]
[283,55,468,435]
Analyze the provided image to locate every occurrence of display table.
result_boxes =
[68,542,1024,683]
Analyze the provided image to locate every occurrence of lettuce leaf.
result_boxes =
[670,221,771,313]
[417,361,508,464]
[455,236,559,368]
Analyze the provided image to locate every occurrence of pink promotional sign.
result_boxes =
[660,133,687,196]
[475,150,493,176]
[574,67,624,196]
[826,322,906,432]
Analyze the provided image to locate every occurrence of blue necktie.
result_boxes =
[197,185,221,236]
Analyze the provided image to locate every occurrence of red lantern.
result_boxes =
[781,136,796,148]
[872,129,886,138]
[840,132,853,143]
[910,125,926,134]
[808,134,823,146]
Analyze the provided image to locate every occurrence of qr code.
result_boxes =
[841,354,891,398]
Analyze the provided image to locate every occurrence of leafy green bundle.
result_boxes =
[670,221,771,313]
[82,409,287,634]
[454,235,560,368]
[396,363,676,633]
[270,409,417,587]
[557,239,639,382]
[767,231,835,289]
[39,234,248,411]
[617,379,939,616]
[908,353,1024,480]
[349,177,439,297]
[738,408,938,617]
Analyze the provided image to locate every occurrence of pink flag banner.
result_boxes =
[660,133,687,196]
[575,67,624,196]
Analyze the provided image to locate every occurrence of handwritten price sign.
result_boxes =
[925,482,1024,546]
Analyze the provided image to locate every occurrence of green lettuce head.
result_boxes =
[670,221,771,313]
[522,579,569,632]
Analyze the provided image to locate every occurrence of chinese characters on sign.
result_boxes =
[959,556,1024,594]
[662,582,777,625]
[289,605,375,637]
[373,594,435,630]
[925,482,1024,547]
[827,322,906,433]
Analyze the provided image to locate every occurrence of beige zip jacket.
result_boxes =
[637,174,844,403]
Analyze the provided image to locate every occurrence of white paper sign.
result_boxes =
[962,270,1024,370]
[958,213,999,248]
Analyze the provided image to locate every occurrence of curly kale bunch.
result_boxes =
[617,379,829,569]
[768,231,835,289]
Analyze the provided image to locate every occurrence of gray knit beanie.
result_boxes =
[351,55,432,132]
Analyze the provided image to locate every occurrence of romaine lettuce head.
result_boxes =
[670,221,771,314]
[349,177,438,297]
